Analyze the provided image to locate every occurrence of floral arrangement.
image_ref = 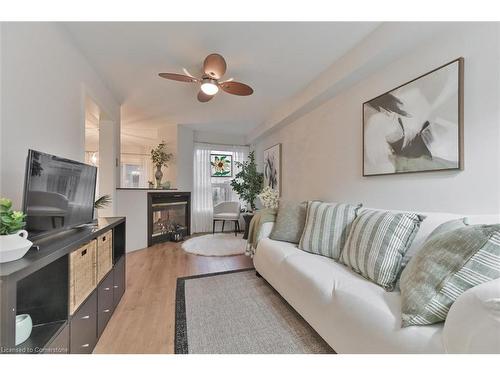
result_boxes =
[0,198,26,235]
[258,186,279,210]
[151,141,173,168]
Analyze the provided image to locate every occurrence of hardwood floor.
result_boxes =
[93,239,253,354]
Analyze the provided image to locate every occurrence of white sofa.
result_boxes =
[253,209,500,354]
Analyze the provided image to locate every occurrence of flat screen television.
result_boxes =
[22,150,97,240]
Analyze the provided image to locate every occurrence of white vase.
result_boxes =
[15,314,33,345]
[0,230,33,263]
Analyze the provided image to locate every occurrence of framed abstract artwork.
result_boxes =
[210,153,232,177]
[363,57,464,176]
[263,143,282,194]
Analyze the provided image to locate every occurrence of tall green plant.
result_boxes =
[0,198,26,235]
[230,151,263,211]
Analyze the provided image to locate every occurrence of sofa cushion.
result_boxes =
[427,218,468,239]
[400,224,500,327]
[270,200,307,244]
[298,201,361,260]
[340,210,423,291]
[362,208,464,266]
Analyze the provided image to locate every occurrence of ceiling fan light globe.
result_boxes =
[200,79,219,96]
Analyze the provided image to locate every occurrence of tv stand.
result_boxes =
[0,217,126,354]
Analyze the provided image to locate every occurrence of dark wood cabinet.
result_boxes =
[0,218,126,354]
[42,324,69,354]
[70,291,98,354]
[97,270,114,338]
[113,257,126,308]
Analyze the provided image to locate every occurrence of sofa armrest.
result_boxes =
[443,278,500,353]
[257,222,274,242]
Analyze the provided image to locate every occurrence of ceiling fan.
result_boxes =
[158,53,254,103]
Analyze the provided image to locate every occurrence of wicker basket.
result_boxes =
[69,240,97,314]
[97,230,113,283]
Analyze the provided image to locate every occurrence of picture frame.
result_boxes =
[362,57,464,176]
[263,143,282,195]
[210,153,233,177]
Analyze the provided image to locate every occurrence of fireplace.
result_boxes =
[147,192,191,246]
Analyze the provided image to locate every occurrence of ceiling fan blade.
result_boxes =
[203,53,227,79]
[158,73,198,83]
[197,91,215,103]
[220,81,254,96]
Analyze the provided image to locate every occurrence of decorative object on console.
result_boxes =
[0,198,32,263]
[258,186,279,209]
[151,141,173,188]
[15,314,33,346]
[270,200,307,244]
[210,153,232,177]
[340,210,423,291]
[299,201,361,260]
[230,151,263,211]
[400,224,500,327]
[263,143,282,195]
[363,58,464,176]
[94,195,112,209]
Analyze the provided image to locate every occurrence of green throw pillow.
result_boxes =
[299,201,361,260]
[426,217,468,239]
[269,200,307,244]
[400,224,500,327]
[340,210,423,291]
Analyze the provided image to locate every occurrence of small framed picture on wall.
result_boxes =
[263,143,282,195]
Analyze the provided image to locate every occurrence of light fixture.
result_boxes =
[200,78,219,96]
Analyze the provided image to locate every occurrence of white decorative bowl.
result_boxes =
[15,314,33,345]
[0,230,33,263]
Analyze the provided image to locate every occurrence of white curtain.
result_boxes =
[192,143,214,233]
[192,142,249,233]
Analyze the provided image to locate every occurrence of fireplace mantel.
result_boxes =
[147,192,191,247]
[115,189,191,253]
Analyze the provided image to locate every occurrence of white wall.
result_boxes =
[1,23,121,210]
[194,130,247,146]
[176,126,194,192]
[254,23,500,215]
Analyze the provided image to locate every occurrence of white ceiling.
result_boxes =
[65,22,380,135]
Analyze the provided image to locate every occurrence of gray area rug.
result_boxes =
[175,269,334,354]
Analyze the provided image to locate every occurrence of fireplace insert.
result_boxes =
[147,192,191,246]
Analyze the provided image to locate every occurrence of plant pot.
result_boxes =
[0,230,33,263]
[15,314,33,345]
[155,165,163,188]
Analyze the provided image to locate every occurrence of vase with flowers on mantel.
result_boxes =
[155,165,163,188]
[151,141,173,189]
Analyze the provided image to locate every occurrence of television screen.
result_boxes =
[23,150,97,239]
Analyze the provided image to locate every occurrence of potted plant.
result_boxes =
[230,151,264,211]
[151,141,173,188]
[0,198,32,263]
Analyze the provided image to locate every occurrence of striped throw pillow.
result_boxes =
[340,210,423,291]
[400,225,500,327]
[298,201,361,260]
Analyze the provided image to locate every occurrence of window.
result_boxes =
[120,153,152,188]
[210,150,234,207]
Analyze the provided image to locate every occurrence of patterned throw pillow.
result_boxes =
[269,201,307,244]
[400,224,500,327]
[340,210,423,291]
[298,201,361,260]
